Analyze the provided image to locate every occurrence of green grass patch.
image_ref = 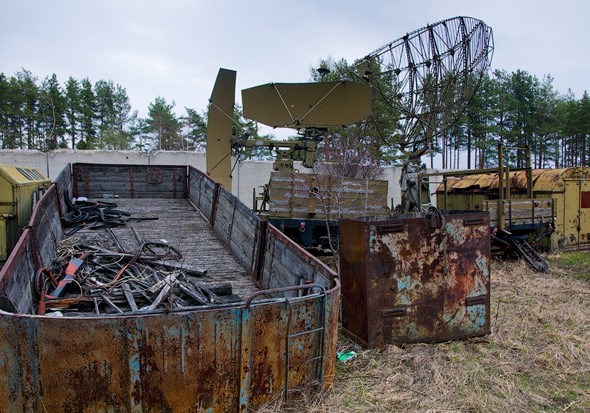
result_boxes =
[549,250,590,281]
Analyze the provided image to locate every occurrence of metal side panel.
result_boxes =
[72,164,188,199]
[0,285,340,412]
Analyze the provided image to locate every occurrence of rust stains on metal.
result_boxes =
[441,168,590,194]
[129,167,135,197]
[0,163,340,412]
[0,283,340,412]
[340,211,491,348]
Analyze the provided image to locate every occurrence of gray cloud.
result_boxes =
[2,0,588,139]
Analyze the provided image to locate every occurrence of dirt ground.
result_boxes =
[259,256,590,413]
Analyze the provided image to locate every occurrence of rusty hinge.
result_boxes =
[466,294,487,306]
[377,222,404,233]
[464,216,486,226]
[381,307,407,318]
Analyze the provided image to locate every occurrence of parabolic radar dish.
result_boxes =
[354,16,494,155]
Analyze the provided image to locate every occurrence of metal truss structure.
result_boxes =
[354,16,494,158]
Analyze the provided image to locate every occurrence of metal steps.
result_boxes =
[510,237,549,273]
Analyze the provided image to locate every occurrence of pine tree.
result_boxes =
[535,75,559,168]
[64,77,81,149]
[182,107,207,151]
[16,70,39,149]
[79,78,96,149]
[94,80,115,148]
[0,74,11,148]
[39,74,66,149]
[146,97,180,150]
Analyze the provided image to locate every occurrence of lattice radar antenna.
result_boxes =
[354,16,494,159]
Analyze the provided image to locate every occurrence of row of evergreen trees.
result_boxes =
[1,68,588,170]
[0,70,208,151]
[309,57,590,171]
[447,70,590,169]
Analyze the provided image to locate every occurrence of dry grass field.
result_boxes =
[259,253,590,413]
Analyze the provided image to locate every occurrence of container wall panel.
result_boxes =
[0,230,36,314]
[188,167,217,223]
[53,163,73,214]
[0,288,340,412]
[29,185,64,270]
[72,164,188,199]
[212,186,261,274]
[261,225,333,293]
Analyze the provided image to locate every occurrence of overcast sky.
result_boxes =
[2,0,588,138]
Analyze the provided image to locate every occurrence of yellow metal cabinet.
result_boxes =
[0,164,50,260]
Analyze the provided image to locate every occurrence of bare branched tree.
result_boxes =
[316,128,385,180]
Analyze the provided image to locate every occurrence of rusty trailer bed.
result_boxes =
[83,197,261,300]
[0,163,340,412]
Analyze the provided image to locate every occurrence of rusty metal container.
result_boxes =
[339,210,491,348]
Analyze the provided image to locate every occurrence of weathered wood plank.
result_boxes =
[268,171,388,219]
[91,198,260,299]
[73,164,187,198]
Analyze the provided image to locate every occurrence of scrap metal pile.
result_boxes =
[61,191,158,235]
[32,194,241,316]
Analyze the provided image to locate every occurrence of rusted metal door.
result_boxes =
[340,211,491,348]
[564,180,581,247]
[580,180,590,245]
[564,179,590,247]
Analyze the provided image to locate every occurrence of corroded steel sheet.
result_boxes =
[529,168,570,192]
[453,174,498,190]
[441,168,590,194]
[0,288,340,412]
[340,211,490,348]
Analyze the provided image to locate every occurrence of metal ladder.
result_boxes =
[283,285,328,400]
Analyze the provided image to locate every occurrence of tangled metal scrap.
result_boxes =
[61,191,158,235]
[32,194,240,316]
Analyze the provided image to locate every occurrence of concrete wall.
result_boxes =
[0,149,438,210]
[0,150,206,180]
